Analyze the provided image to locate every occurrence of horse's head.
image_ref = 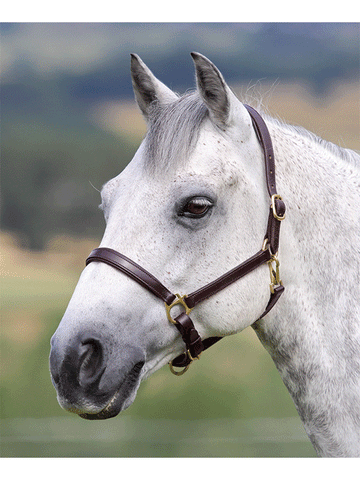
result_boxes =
[50,53,271,419]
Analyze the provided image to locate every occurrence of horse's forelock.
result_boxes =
[144,91,209,172]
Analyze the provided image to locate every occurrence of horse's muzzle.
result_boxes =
[49,330,145,420]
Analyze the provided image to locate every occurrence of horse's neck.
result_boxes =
[253,120,360,457]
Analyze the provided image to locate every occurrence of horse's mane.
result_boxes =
[144,89,359,172]
[144,91,208,172]
[267,115,360,167]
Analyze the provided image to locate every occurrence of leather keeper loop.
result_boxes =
[172,312,204,360]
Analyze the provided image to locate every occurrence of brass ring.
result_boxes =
[169,361,191,376]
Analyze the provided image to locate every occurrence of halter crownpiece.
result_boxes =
[86,105,286,375]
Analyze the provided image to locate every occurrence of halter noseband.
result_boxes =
[86,105,286,375]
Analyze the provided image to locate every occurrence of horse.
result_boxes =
[50,52,360,457]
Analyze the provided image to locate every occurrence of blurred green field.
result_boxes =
[0,233,316,457]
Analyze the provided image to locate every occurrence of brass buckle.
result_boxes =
[268,255,283,294]
[271,194,285,221]
[165,294,193,325]
[166,295,198,376]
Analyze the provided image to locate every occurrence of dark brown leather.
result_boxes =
[184,249,271,309]
[172,335,222,368]
[172,312,204,360]
[172,284,285,368]
[85,105,286,371]
[258,284,285,319]
[244,104,277,197]
[265,200,286,255]
[86,247,176,306]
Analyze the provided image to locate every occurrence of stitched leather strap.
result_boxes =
[172,312,204,360]
[244,104,285,255]
[258,284,285,319]
[265,202,286,254]
[86,247,176,306]
[185,249,271,309]
[244,104,277,197]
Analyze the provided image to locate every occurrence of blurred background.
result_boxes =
[1,22,359,458]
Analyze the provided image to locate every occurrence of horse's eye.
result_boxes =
[181,197,213,218]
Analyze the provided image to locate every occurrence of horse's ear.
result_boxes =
[130,54,178,119]
[191,52,244,129]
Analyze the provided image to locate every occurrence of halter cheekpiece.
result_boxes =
[86,105,286,375]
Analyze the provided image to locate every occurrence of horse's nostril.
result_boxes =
[79,339,104,387]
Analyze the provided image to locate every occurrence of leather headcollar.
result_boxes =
[86,105,286,375]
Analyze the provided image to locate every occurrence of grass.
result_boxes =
[1,416,314,457]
